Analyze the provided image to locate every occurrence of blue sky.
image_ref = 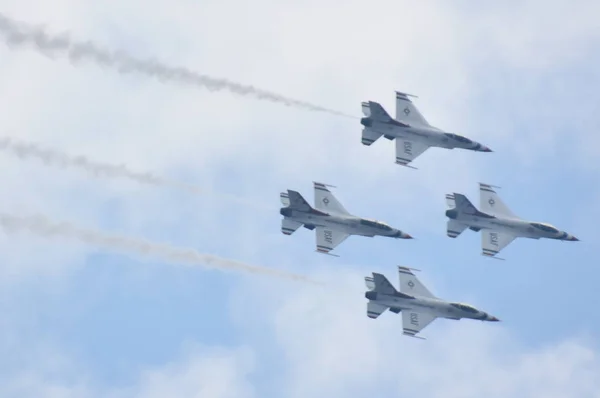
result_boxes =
[1,1,600,397]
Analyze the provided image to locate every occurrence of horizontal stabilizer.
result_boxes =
[280,192,290,207]
[445,193,456,208]
[362,128,383,146]
[361,101,371,117]
[447,219,468,238]
[281,218,302,236]
[367,301,388,319]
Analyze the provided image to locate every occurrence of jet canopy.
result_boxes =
[530,222,559,233]
[444,133,472,144]
[450,302,479,313]
[360,218,393,231]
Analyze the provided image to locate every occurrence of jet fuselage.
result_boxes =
[445,209,577,241]
[280,207,407,238]
[364,290,498,321]
[361,118,491,152]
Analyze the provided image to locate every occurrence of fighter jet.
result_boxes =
[280,181,413,256]
[359,91,492,168]
[445,182,579,259]
[365,266,499,339]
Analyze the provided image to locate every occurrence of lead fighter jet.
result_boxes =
[365,266,499,339]
[280,182,413,256]
[445,183,579,259]
[360,91,492,168]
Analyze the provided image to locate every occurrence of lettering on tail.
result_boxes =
[410,312,419,327]
[490,232,499,247]
[324,230,333,244]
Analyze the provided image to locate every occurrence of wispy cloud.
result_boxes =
[0,212,320,284]
[0,136,270,210]
[0,12,354,118]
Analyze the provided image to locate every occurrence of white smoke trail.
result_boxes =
[0,212,321,285]
[0,13,356,119]
[0,136,270,210]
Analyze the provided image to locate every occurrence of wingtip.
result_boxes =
[395,90,419,99]
[313,181,337,188]
[398,265,421,272]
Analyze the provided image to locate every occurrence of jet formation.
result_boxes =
[276,91,578,339]
[280,181,412,256]
[365,266,499,339]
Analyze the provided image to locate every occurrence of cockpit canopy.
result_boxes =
[450,303,479,313]
[360,218,393,231]
[444,133,472,144]
[530,222,559,233]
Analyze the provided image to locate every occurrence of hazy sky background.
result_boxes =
[1,1,600,397]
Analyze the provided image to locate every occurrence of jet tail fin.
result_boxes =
[452,193,479,216]
[285,189,314,212]
[370,272,399,295]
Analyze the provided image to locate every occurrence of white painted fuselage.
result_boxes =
[364,119,490,152]
[366,291,496,321]
[281,207,405,238]
[448,210,575,240]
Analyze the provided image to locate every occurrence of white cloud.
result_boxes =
[0,0,598,397]
[126,345,256,398]
[2,268,599,398]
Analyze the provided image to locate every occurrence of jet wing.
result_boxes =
[395,91,430,128]
[395,138,430,167]
[402,310,437,338]
[313,182,350,215]
[479,183,518,219]
[447,219,468,238]
[315,226,350,255]
[397,266,436,298]
[445,193,456,208]
[482,230,516,259]
[281,218,302,235]
[367,301,388,319]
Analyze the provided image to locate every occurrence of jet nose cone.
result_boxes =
[393,230,413,239]
[488,315,500,322]
[566,234,579,241]
[479,145,493,152]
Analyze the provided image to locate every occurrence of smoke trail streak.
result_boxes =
[0,137,271,210]
[0,13,356,119]
[0,212,321,285]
